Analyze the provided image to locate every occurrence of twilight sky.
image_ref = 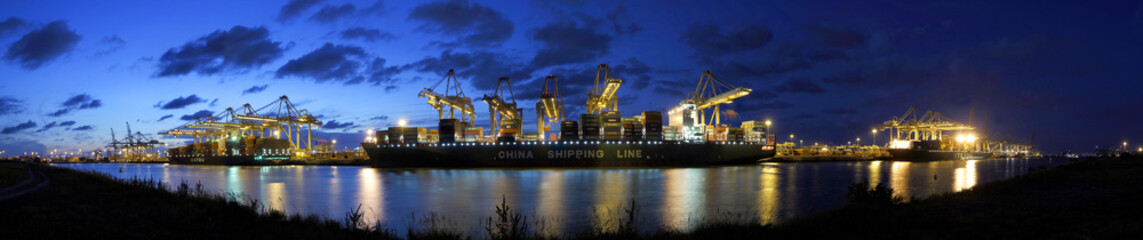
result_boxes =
[1,0,1141,155]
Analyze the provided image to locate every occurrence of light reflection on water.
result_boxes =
[54,158,1059,236]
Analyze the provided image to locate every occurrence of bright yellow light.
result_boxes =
[955,135,966,143]
[966,134,977,143]
[398,119,407,127]
[872,129,877,134]
[890,140,912,149]
[765,120,771,126]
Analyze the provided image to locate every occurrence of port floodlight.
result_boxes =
[398,120,407,127]
[966,134,977,143]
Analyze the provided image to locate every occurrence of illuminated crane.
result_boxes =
[109,122,163,162]
[232,96,323,153]
[419,69,476,123]
[879,107,976,148]
[671,70,752,126]
[535,75,564,141]
[586,64,622,114]
[481,77,523,138]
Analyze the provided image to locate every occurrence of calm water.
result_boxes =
[55,158,1059,235]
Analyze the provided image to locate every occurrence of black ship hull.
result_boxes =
[363,142,775,168]
[167,155,302,165]
[887,149,992,162]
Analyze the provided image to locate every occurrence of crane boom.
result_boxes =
[419,69,476,123]
[586,64,622,114]
[536,75,564,141]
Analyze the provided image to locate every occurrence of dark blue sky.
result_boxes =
[1,0,1141,155]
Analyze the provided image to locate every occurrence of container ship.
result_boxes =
[886,140,993,161]
[362,67,777,168]
[167,136,302,165]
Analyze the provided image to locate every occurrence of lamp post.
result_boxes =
[856,137,861,145]
[871,129,878,147]
[789,134,795,146]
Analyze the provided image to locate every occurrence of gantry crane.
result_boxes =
[586,64,622,114]
[536,75,564,141]
[671,70,752,126]
[419,69,476,123]
[232,96,323,153]
[879,107,975,142]
[109,122,164,162]
[481,77,522,138]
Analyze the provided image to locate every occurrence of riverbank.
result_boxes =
[755,156,1143,239]
[0,161,394,239]
[2,157,1139,239]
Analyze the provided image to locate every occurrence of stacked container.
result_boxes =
[726,127,745,142]
[560,121,579,141]
[463,127,484,143]
[438,119,459,143]
[403,127,427,144]
[642,112,663,141]
[662,126,679,141]
[375,130,389,144]
[387,127,406,144]
[621,118,637,140]
[741,120,768,143]
[497,119,521,142]
[601,111,622,140]
[580,114,601,140]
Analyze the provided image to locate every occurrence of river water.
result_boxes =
[54,158,1059,235]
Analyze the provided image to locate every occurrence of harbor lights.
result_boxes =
[871,129,878,147]
[856,137,861,145]
[1124,141,1128,152]
[765,120,772,133]
[789,134,795,146]
[398,119,407,127]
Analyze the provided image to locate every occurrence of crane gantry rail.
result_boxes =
[667,70,751,141]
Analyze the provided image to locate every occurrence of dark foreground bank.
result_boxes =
[2,157,1141,239]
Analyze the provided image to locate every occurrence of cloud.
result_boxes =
[339,27,395,42]
[48,94,102,117]
[59,121,76,126]
[805,25,867,49]
[71,125,94,131]
[276,43,368,82]
[404,50,532,90]
[609,57,653,90]
[604,5,642,36]
[384,85,397,92]
[180,110,214,121]
[2,120,36,134]
[0,96,24,115]
[155,26,286,77]
[35,121,58,133]
[370,115,389,120]
[310,4,356,23]
[4,21,82,70]
[824,108,857,115]
[209,98,219,107]
[681,23,772,58]
[773,77,826,94]
[0,17,28,37]
[278,0,324,22]
[93,35,126,56]
[158,114,174,121]
[322,120,354,129]
[408,0,515,47]
[529,21,613,68]
[156,94,206,109]
[242,85,269,95]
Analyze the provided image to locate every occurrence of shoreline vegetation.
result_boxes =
[2,156,1141,239]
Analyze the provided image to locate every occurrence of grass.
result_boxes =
[0,161,29,187]
[3,157,1142,239]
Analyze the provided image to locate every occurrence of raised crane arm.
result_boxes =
[586,64,622,114]
[536,75,564,141]
[419,69,476,123]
